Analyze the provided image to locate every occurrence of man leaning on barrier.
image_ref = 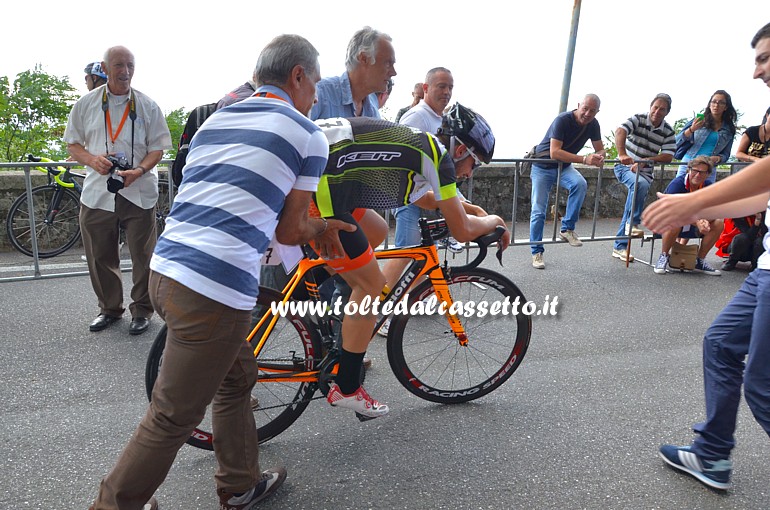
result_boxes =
[611,93,676,262]
[528,93,606,269]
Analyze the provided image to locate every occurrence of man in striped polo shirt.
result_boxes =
[90,34,353,510]
[612,93,676,262]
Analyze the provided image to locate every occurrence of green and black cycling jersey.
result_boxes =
[313,117,458,216]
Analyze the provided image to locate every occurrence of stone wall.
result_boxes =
[0,164,717,252]
[465,163,688,222]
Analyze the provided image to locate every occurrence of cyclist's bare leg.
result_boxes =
[358,209,388,249]
[327,259,390,418]
[337,259,386,353]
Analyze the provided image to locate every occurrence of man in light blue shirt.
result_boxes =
[309,26,398,337]
[310,26,396,120]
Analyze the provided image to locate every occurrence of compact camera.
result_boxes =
[106,155,132,193]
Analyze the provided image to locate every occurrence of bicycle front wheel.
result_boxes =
[386,268,531,404]
[144,287,322,449]
[5,185,81,258]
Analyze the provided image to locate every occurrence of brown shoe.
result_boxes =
[218,468,287,509]
[89,496,157,510]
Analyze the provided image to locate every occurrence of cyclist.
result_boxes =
[311,103,510,419]
[84,61,107,91]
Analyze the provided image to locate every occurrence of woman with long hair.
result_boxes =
[675,89,738,179]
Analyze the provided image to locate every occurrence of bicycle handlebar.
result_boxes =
[26,154,78,189]
[451,225,506,272]
[418,218,505,272]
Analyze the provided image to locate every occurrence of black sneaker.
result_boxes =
[721,259,737,271]
[659,444,731,490]
[217,467,287,509]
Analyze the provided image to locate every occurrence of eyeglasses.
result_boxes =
[689,168,710,175]
[455,145,483,170]
[710,100,727,106]
[467,148,483,170]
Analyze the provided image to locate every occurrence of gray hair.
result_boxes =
[651,93,672,111]
[425,67,452,84]
[103,46,134,66]
[256,35,320,87]
[583,93,601,107]
[345,26,392,71]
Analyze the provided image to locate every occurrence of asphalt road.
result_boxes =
[1,220,768,509]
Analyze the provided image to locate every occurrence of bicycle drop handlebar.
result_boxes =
[418,218,505,271]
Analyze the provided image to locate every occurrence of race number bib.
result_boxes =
[263,240,303,273]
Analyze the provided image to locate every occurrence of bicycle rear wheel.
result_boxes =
[5,185,81,258]
[144,287,322,449]
[386,268,531,404]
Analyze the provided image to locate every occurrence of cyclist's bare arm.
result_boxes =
[275,189,353,258]
[432,195,510,250]
[644,156,770,233]
[414,191,487,217]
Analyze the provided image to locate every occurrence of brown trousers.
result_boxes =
[93,271,260,509]
[79,194,156,318]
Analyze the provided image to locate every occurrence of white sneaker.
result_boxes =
[654,252,669,274]
[327,383,389,419]
[438,237,464,253]
[624,223,645,238]
[559,230,583,247]
[612,248,634,262]
[376,317,391,337]
[532,253,545,269]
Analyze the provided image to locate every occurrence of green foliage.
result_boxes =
[603,132,618,161]
[164,107,187,159]
[672,116,689,134]
[0,65,77,163]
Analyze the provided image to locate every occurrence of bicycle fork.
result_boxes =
[380,256,469,347]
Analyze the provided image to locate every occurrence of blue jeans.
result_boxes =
[613,164,651,250]
[691,269,770,460]
[393,204,422,247]
[529,163,587,255]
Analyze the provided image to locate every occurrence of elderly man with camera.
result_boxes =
[65,45,171,336]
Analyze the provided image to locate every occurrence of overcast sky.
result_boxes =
[2,0,768,159]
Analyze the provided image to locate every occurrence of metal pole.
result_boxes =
[558,0,582,113]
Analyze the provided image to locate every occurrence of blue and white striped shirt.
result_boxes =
[150,86,328,310]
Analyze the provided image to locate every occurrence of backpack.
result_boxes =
[171,102,218,186]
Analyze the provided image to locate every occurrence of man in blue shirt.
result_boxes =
[652,156,723,275]
[309,26,397,349]
[310,26,396,120]
[528,94,605,269]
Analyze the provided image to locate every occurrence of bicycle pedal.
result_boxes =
[355,412,378,422]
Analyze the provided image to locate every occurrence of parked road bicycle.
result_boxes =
[145,218,532,448]
[5,155,173,258]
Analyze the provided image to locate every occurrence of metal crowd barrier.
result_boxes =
[1,156,750,282]
[0,159,175,282]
